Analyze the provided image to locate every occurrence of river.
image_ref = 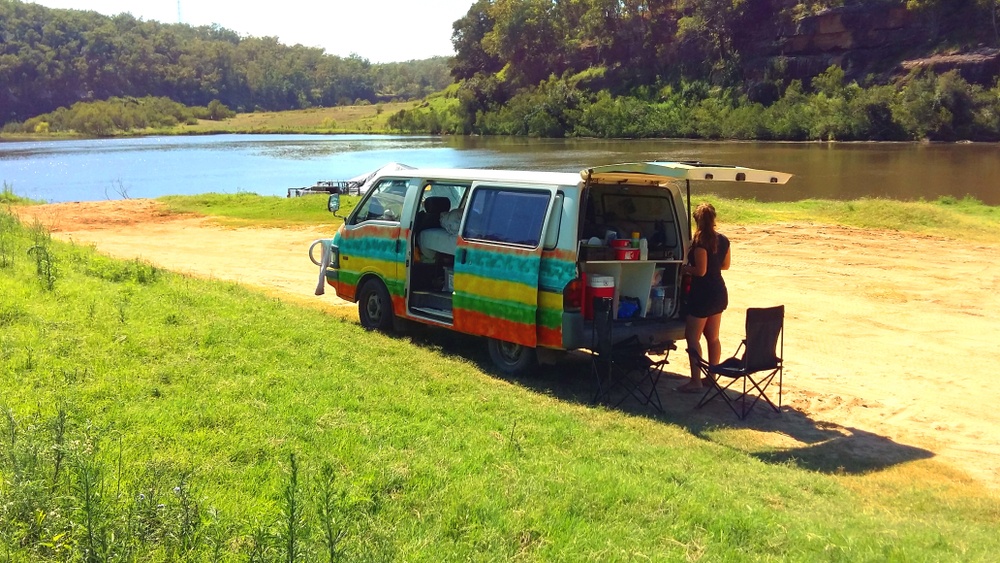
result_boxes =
[1,134,998,204]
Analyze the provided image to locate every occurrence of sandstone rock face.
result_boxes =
[750,3,999,86]
[901,48,1000,85]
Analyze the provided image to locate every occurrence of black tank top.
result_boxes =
[690,233,729,291]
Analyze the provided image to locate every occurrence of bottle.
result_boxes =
[631,231,640,248]
[639,238,648,260]
[649,286,665,317]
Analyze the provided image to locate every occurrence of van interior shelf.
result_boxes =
[583,261,681,320]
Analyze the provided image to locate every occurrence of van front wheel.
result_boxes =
[358,279,394,332]
[488,339,536,376]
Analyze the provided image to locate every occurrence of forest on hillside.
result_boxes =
[402,0,1000,140]
[3,0,1000,141]
[0,1,451,124]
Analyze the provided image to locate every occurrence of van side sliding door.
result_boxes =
[452,183,557,347]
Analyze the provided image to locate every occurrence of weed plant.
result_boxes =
[1,182,39,205]
[1,206,999,561]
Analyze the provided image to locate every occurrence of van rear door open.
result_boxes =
[452,183,558,347]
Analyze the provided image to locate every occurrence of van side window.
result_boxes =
[463,188,551,247]
[350,179,408,225]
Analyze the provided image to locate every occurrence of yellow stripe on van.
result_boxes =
[340,256,398,287]
[459,274,536,305]
[539,290,563,312]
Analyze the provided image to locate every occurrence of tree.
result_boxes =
[451,0,502,80]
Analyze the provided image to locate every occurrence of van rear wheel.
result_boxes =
[358,279,394,332]
[488,338,536,376]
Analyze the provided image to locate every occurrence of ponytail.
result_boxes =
[692,203,718,253]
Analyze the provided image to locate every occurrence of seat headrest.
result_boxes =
[423,196,451,215]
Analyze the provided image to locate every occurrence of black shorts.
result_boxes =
[686,284,728,318]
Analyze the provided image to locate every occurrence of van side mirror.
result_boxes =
[327,193,340,213]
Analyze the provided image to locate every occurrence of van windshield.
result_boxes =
[350,179,408,224]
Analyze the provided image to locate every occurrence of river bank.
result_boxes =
[13,198,1000,491]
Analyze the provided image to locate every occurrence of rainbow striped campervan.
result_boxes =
[310,162,791,374]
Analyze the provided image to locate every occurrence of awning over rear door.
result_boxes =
[582,161,792,186]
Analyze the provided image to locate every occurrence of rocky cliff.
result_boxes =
[755,2,1000,86]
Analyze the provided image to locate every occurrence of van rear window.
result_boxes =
[463,188,550,247]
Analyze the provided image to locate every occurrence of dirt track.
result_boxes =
[16,199,1000,490]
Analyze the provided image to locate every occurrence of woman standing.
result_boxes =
[677,203,731,393]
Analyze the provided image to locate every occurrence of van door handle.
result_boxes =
[457,248,467,264]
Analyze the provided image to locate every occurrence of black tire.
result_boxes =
[488,338,537,376]
[358,278,394,332]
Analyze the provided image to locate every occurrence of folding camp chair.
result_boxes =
[695,305,784,420]
[591,297,670,412]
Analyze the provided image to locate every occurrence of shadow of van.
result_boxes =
[394,323,934,478]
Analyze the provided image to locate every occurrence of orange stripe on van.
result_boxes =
[537,326,563,349]
[454,310,535,347]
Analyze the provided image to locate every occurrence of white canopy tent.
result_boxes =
[350,162,415,194]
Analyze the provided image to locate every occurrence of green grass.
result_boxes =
[163,102,414,135]
[1,182,41,205]
[160,192,1000,243]
[158,192,362,228]
[2,205,1000,560]
[0,103,416,140]
[711,195,1000,242]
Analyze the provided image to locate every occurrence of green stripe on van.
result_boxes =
[454,292,535,325]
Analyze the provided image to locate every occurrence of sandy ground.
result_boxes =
[15,199,1000,490]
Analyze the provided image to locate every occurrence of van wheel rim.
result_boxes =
[497,342,522,364]
[365,294,384,322]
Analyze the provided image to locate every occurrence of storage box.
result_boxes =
[615,248,640,261]
[584,274,615,320]
[579,245,615,261]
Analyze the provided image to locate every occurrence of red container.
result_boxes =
[610,239,631,248]
[615,248,640,260]
[584,275,615,320]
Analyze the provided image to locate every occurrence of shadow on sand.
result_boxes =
[399,325,933,477]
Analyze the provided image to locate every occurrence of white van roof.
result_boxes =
[383,167,582,186]
[378,161,792,187]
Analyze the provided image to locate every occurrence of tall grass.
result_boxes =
[1,206,999,561]
[1,181,40,205]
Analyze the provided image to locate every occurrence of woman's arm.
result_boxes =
[684,247,708,277]
[720,246,731,271]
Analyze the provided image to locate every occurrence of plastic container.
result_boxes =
[649,286,666,317]
[639,238,648,260]
[610,239,631,249]
[631,232,641,248]
[584,275,615,320]
[615,248,640,260]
